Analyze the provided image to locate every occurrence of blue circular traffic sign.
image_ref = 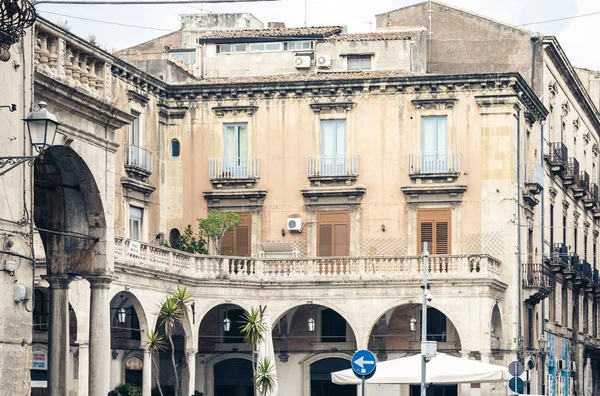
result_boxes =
[509,377,524,393]
[351,349,377,378]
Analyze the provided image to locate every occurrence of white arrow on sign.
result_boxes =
[354,356,375,369]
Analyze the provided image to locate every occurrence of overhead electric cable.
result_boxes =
[38,10,175,31]
[521,10,600,26]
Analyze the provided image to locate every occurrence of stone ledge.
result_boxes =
[203,189,268,210]
[120,176,156,195]
[401,184,467,203]
[301,186,366,209]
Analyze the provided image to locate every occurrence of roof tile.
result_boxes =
[326,30,424,42]
[196,26,343,40]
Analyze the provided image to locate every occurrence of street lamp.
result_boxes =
[0,102,61,176]
[538,334,547,354]
[307,317,315,332]
[117,307,127,324]
[223,316,231,332]
[410,318,417,333]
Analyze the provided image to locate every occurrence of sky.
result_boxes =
[36,0,600,70]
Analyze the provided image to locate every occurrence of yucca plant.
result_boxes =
[239,306,266,393]
[146,329,166,396]
[255,357,277,396]
[158,296,184,396]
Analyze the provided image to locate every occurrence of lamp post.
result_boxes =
[420,242,430,396]
[0,102,61,176]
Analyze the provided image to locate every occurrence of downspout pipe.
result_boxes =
[540,120,546,395]
[517,108,523,363]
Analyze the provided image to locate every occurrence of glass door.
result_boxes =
[422,116,447,173]
[224,123,248,178]
[321,120,346,176]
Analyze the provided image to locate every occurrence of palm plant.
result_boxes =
[158,296,184,396]
[255,357,277,396]
[238,306,266,393]
[146,330,166,396]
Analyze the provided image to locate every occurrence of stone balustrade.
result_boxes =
[35,22,113,101]
[114,237,502,282]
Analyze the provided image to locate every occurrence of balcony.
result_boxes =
[594,270,600,294]
[563,254,579,280]
[523,163,544,205]
[209,156,260,188]
[562,157,579,185]
[574,259,592,288]
[114,237,502,283]
[522,263,553,304]
[548,243,569,273]
[306,154,359,186]
[125,144,153,178]
[545,142,568,174]
[573,171,589,199]
[408,151,461,181]
[583,183,598,209]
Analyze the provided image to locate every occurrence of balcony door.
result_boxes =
[221,213,251,256]
[422,116,447,173]
[417,209,450,255]
[317,212,349,257]
[321,119,346,176]
[224,123,248,178]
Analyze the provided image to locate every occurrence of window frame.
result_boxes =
[284,41,314,51]
[130,111,141,147]
[347,56,371,71]
[129,206,143,241]
[417,208,451,255]
[170,138,181,158]
[216,43,248,54]
[249,42,283,52]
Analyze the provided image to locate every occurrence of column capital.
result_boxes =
[186,349,197,357]
[86,274,114,289]
[42,274,71,289]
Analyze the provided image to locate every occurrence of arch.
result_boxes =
[198,303,248,354]
[271,299,359,338]
[34,145,107,275]
[110,292,150,351]
[301,353,353,396]
[366,302,462,358]
[491,304,503,350]
[193,299,252,336]
[365,299,465,345]
[203,353,253,396]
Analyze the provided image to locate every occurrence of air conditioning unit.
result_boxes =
[316,54,332,68]
[556,359,566,371]
[569,361,576,372]
[294,56,311,68]
[287,218,302,232]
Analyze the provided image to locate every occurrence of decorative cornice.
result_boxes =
[562,199,570,212]
[309,102,356,113]
[574,210,581,224]
[212,105,258,117]
[203,189,268,210]
[594,229,599,239]
[301,186,366,209]
[127,90,150,107]
[412,98,457,110]
[401,184,467,204]
[120,176,156,195]
[593,143,599,157]
[165,106,189,119]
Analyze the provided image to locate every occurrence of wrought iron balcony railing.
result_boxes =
[306,154,359,177]
[125,144,153,174]
[408,151,461,175]
[546,142,568,170]
[563,157,579,184]
[209,156,260,180]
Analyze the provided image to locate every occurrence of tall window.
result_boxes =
[129,206,143,241]
[417,209,451,254]
[562,285,568,326]
[347,56,371,71]
[421,116,448,173]
[585,235,588,261]
[583,298,589,334]
[550,204,554,248]
[594,301,598,338]
[130,113,140,146]
[594,240,597,270]
[549,289,556,323]
[320,309,346,343]
[563,215,567,246]
[223,123,248,177]
[321,119,346,176]
[33,289,49,331]
[527,307,534,348]
[426,308,447,342]
[317,212,349,257]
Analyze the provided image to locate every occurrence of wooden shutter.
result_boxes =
[417,209,451,254]
[318,225,333,257]
[317,212,350,257]
[221,213,251,256]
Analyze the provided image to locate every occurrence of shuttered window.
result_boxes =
[417,209,451,254]
[221,213,251,256]
[317,212,350,257]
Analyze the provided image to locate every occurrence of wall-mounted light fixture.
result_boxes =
[281,228,285,237]
[381,224,386,232]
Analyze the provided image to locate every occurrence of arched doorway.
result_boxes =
[310,358,355,396]
[110,292,148,392]
[491,304,502,350]
[214,358,253,396]
[33,145,110,396]
[367,304,462,361]
[198,304,248,353]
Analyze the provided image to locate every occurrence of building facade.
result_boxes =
[3,2,600,396]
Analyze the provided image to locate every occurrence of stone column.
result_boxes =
[186,350,197,396]
[87,276,112,396]
[44,275,71,396]
[142,349,152,396]
[78,343,89,396]
[459,350,471,396]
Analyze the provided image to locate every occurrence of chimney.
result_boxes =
[268,22,286,29]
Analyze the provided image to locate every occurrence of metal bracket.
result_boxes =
[0,156,37,176]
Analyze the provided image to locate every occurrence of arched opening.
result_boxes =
[272,304,357,359]
[213,358,253,396]
[310,358,355,396]
[110,292,144,351]
[199,304,248,353]
[367,304,461,361]
[124,356,143,388]
[169,228,181,248]
[170,138,181,158]
[491,304,503,350]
